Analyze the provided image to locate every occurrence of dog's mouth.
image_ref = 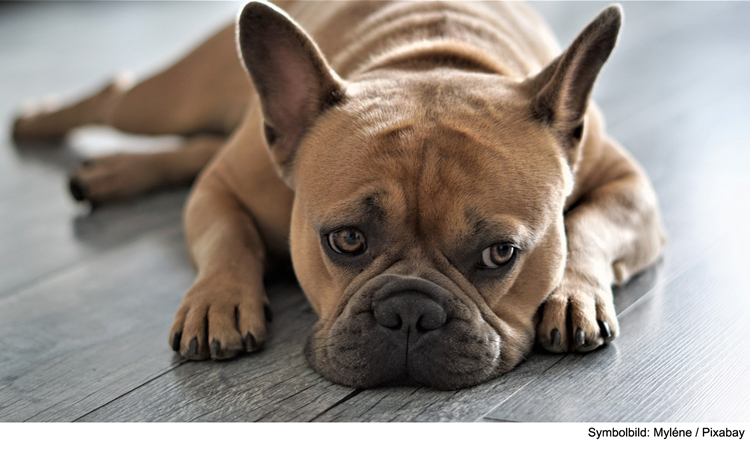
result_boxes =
[304,274,508,390]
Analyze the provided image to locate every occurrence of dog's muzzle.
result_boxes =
[306,273,503,390]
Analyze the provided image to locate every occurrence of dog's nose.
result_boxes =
[373,291,447,333]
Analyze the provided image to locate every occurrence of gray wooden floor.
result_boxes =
[1,1,749,422]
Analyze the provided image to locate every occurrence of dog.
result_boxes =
[12,1,666,389]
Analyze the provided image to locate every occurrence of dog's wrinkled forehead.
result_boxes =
[296,71,568,241]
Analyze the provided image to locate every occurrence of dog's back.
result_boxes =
[282,1,560,80]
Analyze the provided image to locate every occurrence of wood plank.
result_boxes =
[0,226,337,422]
[76,283,356,422]
[0,183,187,299]
[0,227,192,421]
[311,354,567,422]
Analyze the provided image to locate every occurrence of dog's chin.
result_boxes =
[304,313,508,390]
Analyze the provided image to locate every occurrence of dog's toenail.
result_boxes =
[245,332,257,351]
[210,339,221,358]
[600,320,612,339]
[188,337,199,356]
[69,178,88,201]
[263,304,273,323]
[171,332,182,352]
[551,328,561,348]
[575,328,586,346]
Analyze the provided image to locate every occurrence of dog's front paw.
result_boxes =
[169,276,272,360]
[537,272,619,353]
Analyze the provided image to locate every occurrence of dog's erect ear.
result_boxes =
[525,5,622,163]
[237,1,345,175]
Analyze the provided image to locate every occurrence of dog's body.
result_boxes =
[13,1,665,389]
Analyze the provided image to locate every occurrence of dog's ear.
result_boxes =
[237,1,345,176]
[525,5,622,165]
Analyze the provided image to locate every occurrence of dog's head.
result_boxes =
[238,1,621,389]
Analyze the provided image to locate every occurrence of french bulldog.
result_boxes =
[12,1,666,389]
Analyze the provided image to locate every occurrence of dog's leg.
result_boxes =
[12,22,249,142]
[68,135,224,204]
[537,137,666,353]
[169,172,273,360]
[167,96,295,360]
[517,6,666,352]
[12,22,250,203]
[12,75,133,143]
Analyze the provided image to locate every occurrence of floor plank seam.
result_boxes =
[252,384,320,422]
[481,417,519,423]
[474,355,566,422]
[414,396,444,421]
[71,358,186,422]
[0,261,80,302]
[0,223,183,303]
[388,387,423,421]
[308,389,362,422]
[616,217,750,320]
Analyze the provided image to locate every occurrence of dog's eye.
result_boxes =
[328,228,367,255]
[476,244,515,269]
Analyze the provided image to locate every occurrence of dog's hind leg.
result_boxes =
[12,22,250,142]
[12,74,134,143]
[67,134,225,204]
[12,22,251,203]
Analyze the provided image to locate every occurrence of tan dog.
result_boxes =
[13,1,665,389]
